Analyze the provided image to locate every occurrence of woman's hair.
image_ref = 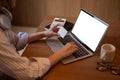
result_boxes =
[0,0,16,14]
[2,0,11,9]
[7,0,12,9]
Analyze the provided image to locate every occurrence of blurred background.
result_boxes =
[12,0,120,27]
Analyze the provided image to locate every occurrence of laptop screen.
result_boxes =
[72,9,109,52]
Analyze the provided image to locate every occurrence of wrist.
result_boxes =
[37,31,46,37]
[55,51,65,59]
[48,52,63,66]
[42,31,48,37]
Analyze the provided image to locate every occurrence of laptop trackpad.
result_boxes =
[46,37,64,52]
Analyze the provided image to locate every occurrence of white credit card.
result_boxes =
[58,26,68,38]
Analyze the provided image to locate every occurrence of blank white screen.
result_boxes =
[72,10,108,52]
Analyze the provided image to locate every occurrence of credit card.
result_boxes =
[58,26,68,38]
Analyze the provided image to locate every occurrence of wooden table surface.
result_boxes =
[22,16,120,80]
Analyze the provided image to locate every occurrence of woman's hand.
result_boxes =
[44,24,63,38]
[28,24,62,43]
[55,42,78,58]
[43,29,58,38]
[49,42,78,66]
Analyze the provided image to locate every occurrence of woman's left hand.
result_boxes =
[44,24,62,38]
[44,29,58,38]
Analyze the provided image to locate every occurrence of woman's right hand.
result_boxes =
[49,42,78,66]
[56,42,78,58]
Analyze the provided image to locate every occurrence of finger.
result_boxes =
[68,42,76,45]
[53,32,59,36]
[51,24,63,31]
[69,42,78,48]
[53,27,59,32]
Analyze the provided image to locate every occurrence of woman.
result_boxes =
[0,0,78,80]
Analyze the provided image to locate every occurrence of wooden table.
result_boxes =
[22,16,120,80]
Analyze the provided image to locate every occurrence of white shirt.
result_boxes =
[0,29,50,80]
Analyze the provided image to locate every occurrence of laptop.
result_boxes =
[46,9,109,64]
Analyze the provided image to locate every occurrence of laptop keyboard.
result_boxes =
[58,35,89,58]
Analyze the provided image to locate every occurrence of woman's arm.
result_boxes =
[49,42,78,66]
[28,30,58,43]
[28,24,60,43]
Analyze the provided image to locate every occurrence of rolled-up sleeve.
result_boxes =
[0,30,51,80]
[29,57,50,78]
[0,42,51,79]
[16,32,28,51]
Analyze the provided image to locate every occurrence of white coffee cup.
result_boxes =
[100,43,116,62]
